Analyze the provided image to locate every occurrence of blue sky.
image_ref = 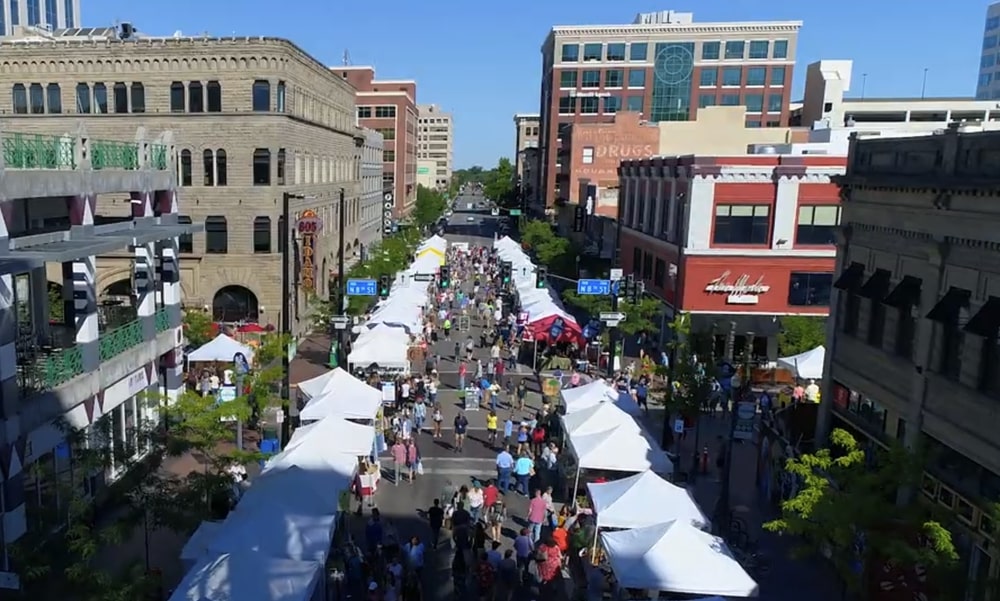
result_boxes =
[87,0,987,169]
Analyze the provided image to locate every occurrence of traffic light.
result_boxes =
[536,267,547,288]
[439,266,451,289]
[622,274,635,299]
[379,275,390,297]
[501,261,512,284]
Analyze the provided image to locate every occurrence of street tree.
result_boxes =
[764,428,958,597]
[182,309,215,348]
[413,185,448,227]
[661,314,715,451]
[561,289,662,339]
[483,157,515,204]
[778,315,827,356]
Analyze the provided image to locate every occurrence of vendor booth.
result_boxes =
[298,369,381,422]
[187,333,255,364]
[776,345,825,380]
[567,425,674,501]
[282,417,376,457]
[236,465,347,517]
[562,380,641,417]
[600,521,758,598]
[563,403,643,438]
[587,470,709,530]
[169,551,324,601]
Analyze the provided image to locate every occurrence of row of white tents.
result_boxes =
[345,235,447,371]
[493,236,579,329]
[561,381,759,598]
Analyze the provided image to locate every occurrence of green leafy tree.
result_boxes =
[183,309,215,348]
[452,166,486,187]
[483,157,515,204]
[764,428,958,597]
[661,314,715,448]
[413,185,448,227]
[561,290,662,338]
[778,315,827,356]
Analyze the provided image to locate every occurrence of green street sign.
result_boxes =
[509,209,522,216]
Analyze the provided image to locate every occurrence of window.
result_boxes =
[252,148,271,185]
[580,97,599,114]
[868,294,887,348]
[642,252,653,278]
[746,67,766,86]
[179,150,192,186]
[204,216,228,254]
[187,81,204,113]
[558,96,575,114]
[559,71,577,88]
[654,258,666,287]
[277,216,286,253]
[582,147,594,164]
[700,68,717,87]
[8,0,16,25]
[11,84,26,114]
[605,69,623,88]
[358,106,372,119]
[177,215,193,253]
[768,94,783,113]
[203,150,214,186]
[277,148,286,185]
[744,94,763,113]
[252,80,270,111]
[765,120,781,127]
[630,43,647,61]
[581,70,600,88]
[384,150,396,162]
[276,81,286,112]
[604,95,621,113]
[206,81,221,112]
[632,247,641,276]
[770,66,786,86]
[720,94,740,106]
[378,128,395,140]
[701,41,720,60]
[698,94,716,108]
[44,0,54,25]
[169,81,184,112]
[713,204,770,245]
[375,106,396,118]
[112,82,127,113]
[745,119,761,128]
[773,40,788,59]
[797,205,840,245]
[722,67,742,86]
[606,43,626,61]
[986,36,998,50]
[843,290,861,336]
[94,82,107,113]
[29,83,43,114]
[788,273,832,306]
[45,83,61,114]
[724,41,745,59]
[583,43,603,61]
[748,40,770,59]
[561,44,579,62]
[628,69,646,88]
[983,54,997,69]
[253,216,272,253]
[74,83,89,113]
[626,95,643,112]
[216,149,227,186]
[130,82,145,113]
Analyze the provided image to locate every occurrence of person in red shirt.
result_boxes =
[552,526,569,554]
[483,479,499,509]
[535,534,563,594]
[531,424,546,457]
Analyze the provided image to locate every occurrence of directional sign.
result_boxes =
[346,278,377,296]
[412,273,434,282]
[577,279,611,295]
[600,312,627,322]
[330,315,350,330]
[509,209,522,216]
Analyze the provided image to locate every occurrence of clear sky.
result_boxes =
[86,0,987,169]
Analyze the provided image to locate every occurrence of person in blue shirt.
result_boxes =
[513,452,534,496]
[495,446,514,492]
[503,414,515,448]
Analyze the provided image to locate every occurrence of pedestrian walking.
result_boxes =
[453,411,469,453]
[527,489,548,543]
[495,446,514,492]
[427,498,444,549]
[432,404,444,438]
[486,409,498,446]
[391,439,407,485]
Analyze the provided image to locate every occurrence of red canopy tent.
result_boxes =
[526,314,585,346]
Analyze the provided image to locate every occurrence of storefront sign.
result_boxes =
[704,271,770,305]
[297,210,323,293]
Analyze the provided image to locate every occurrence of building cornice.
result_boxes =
[550,21,802,37]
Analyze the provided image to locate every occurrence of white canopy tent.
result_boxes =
[776,345,825,380]
[601,521,758,597]
[562,403,643,438]
[417,234,447,254]
[408,251,443,272]
[562,380,641,417]
[206,505,336,563]
[568,425,674,500]
[169,552,323,601]
[348,324,410,370]
[179,521,224,571]
[283,417,375,457]
[299,372,381,422]
[236,466,344,517]
[264,445,360,481]
[587,470,709,530]
[187,334,255,364]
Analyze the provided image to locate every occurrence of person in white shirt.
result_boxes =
[401,381,411,403]
[805,379,821,403]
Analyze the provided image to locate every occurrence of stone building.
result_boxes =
[0,28,366,336]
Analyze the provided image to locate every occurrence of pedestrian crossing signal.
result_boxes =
[440,267,451,289]
[536,267,547,288]
[379,275,390,297]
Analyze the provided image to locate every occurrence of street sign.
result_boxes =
[577,279,611,295]
[346,279,377,296]
[509,209,522,216]
[331,315,350,330]
[412,273,434,282]
[600,312,627,321]
[610,268,624,281]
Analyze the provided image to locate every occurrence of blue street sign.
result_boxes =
[346,278,378,296]
[577,279,611,295]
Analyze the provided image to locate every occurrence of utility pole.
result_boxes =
[607,195,626,377]
[716,323,747,534]
[336,187,347,366]
[280,191,295,447]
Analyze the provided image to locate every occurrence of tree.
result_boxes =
[48,284,64,322]
[183,309,215,348]
[413,185,448,228]
[483,157,515,205]
[661,314,715,450]
[764,428,958,597]
[778,315,827,356]
[561,290,662,338]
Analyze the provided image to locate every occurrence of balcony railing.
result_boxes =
[155,307,171,333]
[3,133,76,169]
[91,139,139,171]
[98,319,144,362]
[150,144,169,170]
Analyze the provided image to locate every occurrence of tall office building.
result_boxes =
[513,114,540,208]
[977,2,1000,99]
[417,104,453,189]
[537,10,800,209]
[0,0,80,35]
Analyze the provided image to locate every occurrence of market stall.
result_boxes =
[567,425,674,502]
[587,470,709,530]
[169,551,324,601]
[562,403,643,438]
[562,380,641,417]
[298,369,381,422]
[776,345,825,380]
[206,503,337,563]
[187,333,255,363]
[282,417,376,457]
[236,465,348,517]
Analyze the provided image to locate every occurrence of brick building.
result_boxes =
[338,66,418,218]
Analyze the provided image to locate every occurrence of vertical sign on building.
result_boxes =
[297,209,323,293]
[383,192,394,236]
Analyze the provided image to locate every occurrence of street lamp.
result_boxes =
[281,191,315,445]
[330,135,367,368]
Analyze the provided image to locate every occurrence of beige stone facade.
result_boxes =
[0,34,366,336]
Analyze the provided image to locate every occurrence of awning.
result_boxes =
[833,262,865,291]
[883,276,922,308]
[688,313,782,337]
[965,297,1000,338]
[926,287,971,323]
[858,269,891,300]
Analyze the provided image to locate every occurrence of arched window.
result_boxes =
[252,148,271,185]
[216,149,227,186]
[206,80,222,112]
[179,150,192,187]
[212,285,259,322]
[276,80,286,112]
[203,149,214,186]
[253,216,271,254]
[204,216,228,254]
[252,80,270,112]
[169,81,185,112]
[130,82,145,113]
[188,81,204,113]
[12,84,27,114]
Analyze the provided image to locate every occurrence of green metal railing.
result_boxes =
[154,308,171,333]
[91,139,139,171]
[99,319,145,362]
[3,132,76,169]
[41,346,84,388]
[150,144,169,170]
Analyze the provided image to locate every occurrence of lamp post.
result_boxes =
[281,191,311,446]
